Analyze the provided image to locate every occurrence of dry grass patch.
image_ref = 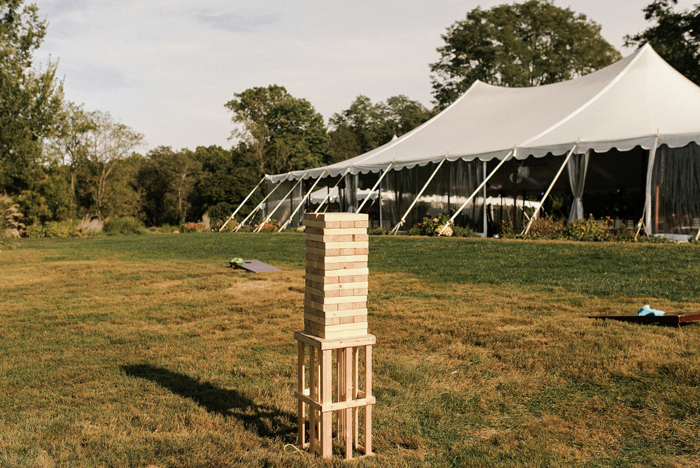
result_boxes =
[1,238,699,467]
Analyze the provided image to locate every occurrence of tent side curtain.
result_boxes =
[652,142,700,235]
[377,159,484,231]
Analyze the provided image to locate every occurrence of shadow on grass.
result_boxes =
[122,364,295,440]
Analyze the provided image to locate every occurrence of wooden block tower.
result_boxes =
[294,213,376,460]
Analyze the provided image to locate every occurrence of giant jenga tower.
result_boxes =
[294,213,376,460]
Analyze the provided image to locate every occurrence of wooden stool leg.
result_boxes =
[365,344,373,455]
[337,348,343,440]
[353,346,359,448]
[309,346,316,454]
[297,341,306,447]
[321,349,333,458]
[344,345,353,459]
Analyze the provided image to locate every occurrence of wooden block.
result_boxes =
[309,295,366,305]
[312,268,368,278]
[304,299,338,312]
[307,281,368,293]
[304,313,340,326]
[320,241,369,250]
[355,220,369,228]
[306,252,368,263]
[306,227,367,236]
[313,213,367,222]
[304,219,340,229]
[305,234,355,243]
[304,306,368,319]
[338,301,366,311]
[354,248,369,255]
[306,260,368,272]
[319,327,369,340]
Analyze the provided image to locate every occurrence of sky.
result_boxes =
[32,0,699,153]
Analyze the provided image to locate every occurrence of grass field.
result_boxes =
[1,234,699,467]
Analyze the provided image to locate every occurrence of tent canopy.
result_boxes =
[268,44,700,184]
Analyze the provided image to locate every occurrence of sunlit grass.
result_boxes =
[1,235,699,467]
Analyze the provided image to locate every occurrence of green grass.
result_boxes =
[1,234,699,467]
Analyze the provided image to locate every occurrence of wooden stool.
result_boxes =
[294,331,375,459]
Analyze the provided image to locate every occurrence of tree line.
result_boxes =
[1,0,698,233]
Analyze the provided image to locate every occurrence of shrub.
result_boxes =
[409,214,453,237]
[452,226,480,238]
[562,216,609,242]
[183,222,208,233]
[1,195,24,250]
[238,224,254,233]
[43,221,79,238]
[75,217,103,237]
[103,217,146,236]
[526,217,565,239]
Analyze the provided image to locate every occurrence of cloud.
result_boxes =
[195,11,280,34]
[64,61,142,93]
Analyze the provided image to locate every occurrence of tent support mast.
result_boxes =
[357,163,394,213]
[233,179,283,232]
[644,134,660,236]
[279,170,327,231]
[314,168,351,214]
[391,156,448,235]
[438,148,516,236]
[254,171,309,233]
[523,143,579,236]
[219,177,265,232]
[482,161,487,236]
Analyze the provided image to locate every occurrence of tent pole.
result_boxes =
[314,168,351,214]
[219,176,265,232]
[391,156,448,235]
[234,179,284,232]
[279,170,327,231]
[438,149,516,236]
[482,161,487,237]
[644,134,660,236]
[523,143,579,236]
[254,171,309,233]
[357,163,394,213]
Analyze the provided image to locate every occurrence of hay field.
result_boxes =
[1,234,699,467]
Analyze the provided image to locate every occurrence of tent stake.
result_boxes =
[523,143,579,236]
[391,156,447,235]
[255,171,309,233]
[438,148,516,236]
[314,168,351,213]
[280,170,328,231]
[219,177,265,232]
[357,163,394,213]
[234,179,284,232]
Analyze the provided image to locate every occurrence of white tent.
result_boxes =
[268,45,700,183]
[228,45,700,237]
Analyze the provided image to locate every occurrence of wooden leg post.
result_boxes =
[365,344,373,455]
[297,341,306,447]
[309,346,316,454]
[321,349,333,458]
[344,345,353,459]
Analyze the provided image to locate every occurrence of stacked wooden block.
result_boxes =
[303,213,369,340]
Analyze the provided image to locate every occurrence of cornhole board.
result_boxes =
[234,260,281,273]
[588,312,700,329]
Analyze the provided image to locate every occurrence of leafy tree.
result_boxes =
[225,85,332,176]
[0,0,64,194]
[137,147,202,226]
[80,111,143,219]
[430,0,621,108]
[625,0,700,85]
[329,95,430,158]
[189,145,259,223]
[45,102,94,217]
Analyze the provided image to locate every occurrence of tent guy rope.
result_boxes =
[391,156,447,235]
[255,171,309,233]
[219,177,265,232]
[279,170,327,231]
[233,180,283,232]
